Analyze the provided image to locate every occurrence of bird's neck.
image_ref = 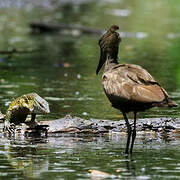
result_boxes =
[104,58,118,72]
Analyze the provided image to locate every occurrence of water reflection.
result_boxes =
[0,138,49,178]
[0,134,180,179]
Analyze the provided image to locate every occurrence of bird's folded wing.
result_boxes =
[105,81,165,103]
[121,65,167,102]
[130,84,165,103]
[104,64,167,103]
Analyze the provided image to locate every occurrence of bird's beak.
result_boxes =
[96,58,105,75]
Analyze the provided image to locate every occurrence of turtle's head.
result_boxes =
[27,93,50,114]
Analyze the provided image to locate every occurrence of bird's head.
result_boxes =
[96,25,120,75]
[110,25,119,32]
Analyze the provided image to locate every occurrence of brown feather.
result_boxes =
[98,25,121,66]
[102,63,177,112]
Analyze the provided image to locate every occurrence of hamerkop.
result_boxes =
[96,25,177,154]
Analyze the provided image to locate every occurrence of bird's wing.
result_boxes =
[103,64,167,103]
[113,64,156,84]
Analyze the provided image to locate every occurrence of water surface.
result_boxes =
[0,0,180,179]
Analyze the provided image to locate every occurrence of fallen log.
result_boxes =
[0,115,180,137]
[30,22,103,35]
[40,115,180,134]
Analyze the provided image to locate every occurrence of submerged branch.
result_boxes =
[30,22,103,35]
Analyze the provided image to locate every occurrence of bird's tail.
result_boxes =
[167,99,177,107]
[155,85,178,108]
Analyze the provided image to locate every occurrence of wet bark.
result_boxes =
[0,115,180,137]
[39,115,180,134]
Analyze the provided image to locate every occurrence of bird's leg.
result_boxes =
[130,111,137,154]
[122,112,132,154]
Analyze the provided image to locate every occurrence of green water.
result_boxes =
[0,0,180,179]
[0,136,180,179]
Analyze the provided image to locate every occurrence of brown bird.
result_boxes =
[96,25,121,75]
[96,25,177,154]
